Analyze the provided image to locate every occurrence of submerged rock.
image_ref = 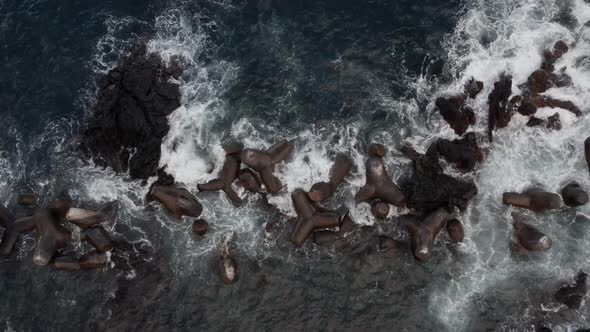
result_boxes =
[80,43,182,180]
[554,271,587,309]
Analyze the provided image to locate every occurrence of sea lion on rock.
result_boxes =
[81,226,113,252]
[0,216,36,256]
[435,95,476,135]
[446,219,464,243]
[399,145,478,212]
[585,137,590,174]
[32,209,72,266]
[192,219,208,238]
[400,208,450,262]
[308,154,353,202]
[151,186,202,219]
[488,74,513,141]
[503,188,562,212]
[65,200,118,229]
[240,140,293,193]
[554,271,587,309]
[217,256,238,284]
[512,213,552,252]
[561,182,589,207]
[238,168,262,193]
[289,189,342,247]
[355,149,405,207]
[435,132,484,171]
[198,145,243,207]
[370,201,389,220]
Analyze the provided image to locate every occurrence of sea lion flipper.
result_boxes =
[197,178,225,192]
[355,185,375,203]
[260,170,282,193]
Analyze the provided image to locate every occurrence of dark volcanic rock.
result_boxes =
[554,271,587,309]
[526,116,545,127]
[546,113,562,130]
[487,74,512,141]
[435,132,484,172]
[435,95,476,136]
[81,44,183,180]
[400,145,478,213]
[464,78,483,99]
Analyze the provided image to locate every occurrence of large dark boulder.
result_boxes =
[487,74,512,141]
[80,44,182,180]
[399,145,478,213]
[435,132,483,172]
[435,95,476,136]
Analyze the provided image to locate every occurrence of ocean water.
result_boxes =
[1,0,589,331]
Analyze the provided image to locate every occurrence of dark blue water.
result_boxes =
[1,0,589,331]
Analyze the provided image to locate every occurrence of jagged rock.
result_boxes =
[435,96,475,135]
[488,74,512,141]
[464,78,484,99]
[546,113,562,130]
[81,43,182,180]
[435,132,484,172]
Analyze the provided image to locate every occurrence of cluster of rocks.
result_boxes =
[0,193,117,271]
[70,38,590,308]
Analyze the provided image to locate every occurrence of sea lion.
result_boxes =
[217,256,238,284]
[503,188,562,212]
[400,208,450,262]
[151,186,202,219]
[0,216,36,256]
[446,219,464,243]
[0,203,15,229]
[197,143,243,207]
[308,154,353,202]
[512,213,552,252]
[585,137,590,174]
[561,182,589,207]
[32,209,72,266]
[65,200,118,229]
[554,271,587,309]
[240,140,293,193]
[17,193,38,207]
[192,219,208,238]
[355,151,405,207]
[370,201,390,220]
[289,189,342,247]
[81,226,113,252]
[238,168,262,193]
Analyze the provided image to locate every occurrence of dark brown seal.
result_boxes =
[289,189,341,247]
[151,186,202,219]
[198,143,243,207]
[65,200,118,229]
[312,212,357,247]
[192,219,208,238]
[561,182,588,207]
[240,140,293,193]
[503,188,562,212]
[400,208,450,262]
[238,168,263,193]
[356,149,405,207]
[308,154,353,202]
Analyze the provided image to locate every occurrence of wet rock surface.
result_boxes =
[80,44,182,180]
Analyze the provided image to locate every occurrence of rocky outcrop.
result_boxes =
[81,44,182,180]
